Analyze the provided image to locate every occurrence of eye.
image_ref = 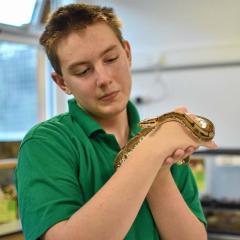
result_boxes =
[105,56,119,63]
[75,67,91,77]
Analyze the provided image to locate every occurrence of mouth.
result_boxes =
[99,90,119,101]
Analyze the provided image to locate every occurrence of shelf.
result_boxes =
[208,233,240,240]
[0,158,19,237]
[0,219,22,236]
[0,159,17,170]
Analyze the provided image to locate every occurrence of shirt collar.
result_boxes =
[127,100,142,138]
[68,98,141,138]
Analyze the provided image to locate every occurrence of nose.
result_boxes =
[95,64,112,87]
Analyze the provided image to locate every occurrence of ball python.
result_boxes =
[114,112,215,170]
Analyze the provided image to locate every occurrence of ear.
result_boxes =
[51,72,72,95]
[122,40,132,66]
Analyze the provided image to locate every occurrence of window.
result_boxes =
[0,41,38,140]
[0,0,69,141]
[0,1,37,27]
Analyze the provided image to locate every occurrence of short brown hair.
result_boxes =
[40,3,123,75]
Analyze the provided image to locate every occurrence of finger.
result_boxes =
[180,146,197,161]
[203,140,218,149]
[173,148,185,158]
[185,145,196,155]
[165,149,185,166]
[174,106,188,113]
[172,149,188,165]
[165,156,174,165]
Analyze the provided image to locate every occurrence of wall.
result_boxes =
[131,65,240,149]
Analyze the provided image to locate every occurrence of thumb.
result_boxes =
[203,140,218,149]
[174,106,188,113]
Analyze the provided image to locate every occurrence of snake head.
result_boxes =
[184,114,215,140]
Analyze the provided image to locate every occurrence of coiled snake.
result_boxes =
[114,112,215,170]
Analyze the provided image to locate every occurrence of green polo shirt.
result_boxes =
[16,98,206,240]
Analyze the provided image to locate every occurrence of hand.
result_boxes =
[163,146,197,167]
[163,106,217,167]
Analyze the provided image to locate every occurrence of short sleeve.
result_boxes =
[16,127,85,240]
[171,164,207,226]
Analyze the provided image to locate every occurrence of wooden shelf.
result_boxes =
[0,159,17,170]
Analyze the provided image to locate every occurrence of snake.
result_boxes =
[114,112,215,170]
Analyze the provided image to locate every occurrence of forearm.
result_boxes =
[43,121,204,240]
[43,138,170,240]
[147,168,207,240]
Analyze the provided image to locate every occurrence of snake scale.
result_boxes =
[114,112,215,170]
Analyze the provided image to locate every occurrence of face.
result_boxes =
[52,23,132,120]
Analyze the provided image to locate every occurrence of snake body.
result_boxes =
[114,112,215,170]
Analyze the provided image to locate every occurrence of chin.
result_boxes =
[98,100,128,118]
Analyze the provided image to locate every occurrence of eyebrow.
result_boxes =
[67,44,118,72]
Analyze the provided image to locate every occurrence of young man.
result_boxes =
[16,3,217,240]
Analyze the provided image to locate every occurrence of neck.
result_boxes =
[97,110,129,148]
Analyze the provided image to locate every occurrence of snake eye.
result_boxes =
[196,117,208,129]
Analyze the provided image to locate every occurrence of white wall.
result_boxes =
[131,65,240,149]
